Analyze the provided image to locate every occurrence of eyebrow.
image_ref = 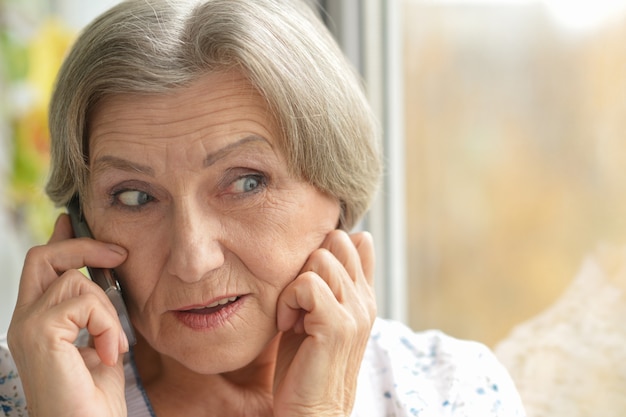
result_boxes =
[91,135,272,176]
[92,155,155,177]
[203,135,271,167]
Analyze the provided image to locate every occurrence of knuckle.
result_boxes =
[24,244,47,265]
[80,291,101,305]
[52,269,87,292]
[360,299,377,326]
[308,247,333,264]
[296,271,322,288]
[355,230,373,248]
[324,229,351,250]
[349,296,377,332]
[327,228,348,240]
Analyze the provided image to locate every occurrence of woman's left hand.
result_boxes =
[274,230,376,417]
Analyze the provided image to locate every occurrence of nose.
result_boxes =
[166,199,225,283]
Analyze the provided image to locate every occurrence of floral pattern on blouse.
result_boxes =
[1,319,526,417]
[0,343,26,417]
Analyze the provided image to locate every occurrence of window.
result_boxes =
[403,0,626,347]
[324,0,626,348]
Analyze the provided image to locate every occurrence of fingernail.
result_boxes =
[120,329,130,353]
[107,244,127,256]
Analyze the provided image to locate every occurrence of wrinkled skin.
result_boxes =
[8,71,376,417]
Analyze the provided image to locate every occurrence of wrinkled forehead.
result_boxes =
[86,70,283,160]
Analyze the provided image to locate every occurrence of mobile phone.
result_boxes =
[67,195,137,346]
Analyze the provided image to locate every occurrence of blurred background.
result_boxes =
[1,0,626,352]
[403,0,626,347]
[0,0,120,331]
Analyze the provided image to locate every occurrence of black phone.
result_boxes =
[67,195,137,346]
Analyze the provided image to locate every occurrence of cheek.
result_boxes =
[226,218,301,281]
[101,223,165,310]
[237,198,339,289]
[117,247,160,294]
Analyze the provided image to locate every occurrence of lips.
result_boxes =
[174,295,244,330]
[182,296,240,315]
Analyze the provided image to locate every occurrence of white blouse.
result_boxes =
[1,319,526,416]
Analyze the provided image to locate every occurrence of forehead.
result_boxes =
[87,70,280,151]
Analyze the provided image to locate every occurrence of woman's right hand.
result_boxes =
[7,214,130,417]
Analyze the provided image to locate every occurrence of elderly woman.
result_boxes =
[1,0,525,416]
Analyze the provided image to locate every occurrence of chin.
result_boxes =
[171,333,279,375]
[148,320,279,373]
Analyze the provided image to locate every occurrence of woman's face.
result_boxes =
[84,71,341,373]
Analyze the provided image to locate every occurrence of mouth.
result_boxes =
[173,295,244,330]
[181,296,241,315]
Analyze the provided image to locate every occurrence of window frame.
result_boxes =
[319,0,407,322]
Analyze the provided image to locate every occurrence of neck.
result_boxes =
[133,332,280,417]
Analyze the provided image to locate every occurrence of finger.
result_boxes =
[51,272,128,358]
[13,272,128,368]
[276,272,338,333]
[286,230,377,330]
[318,230,361,283]
[348,232,377,321]
[300,248,350,303]
[17,239,127,306]
[13,270,124,353]
[349,231,375,287]
[299,230,367,303]
[41,269,122,325]
[48,292,125,366]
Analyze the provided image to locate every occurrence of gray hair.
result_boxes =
[46,0,381,230]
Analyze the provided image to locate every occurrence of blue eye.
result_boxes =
[115,190,153,206]
[232,175,264,194]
